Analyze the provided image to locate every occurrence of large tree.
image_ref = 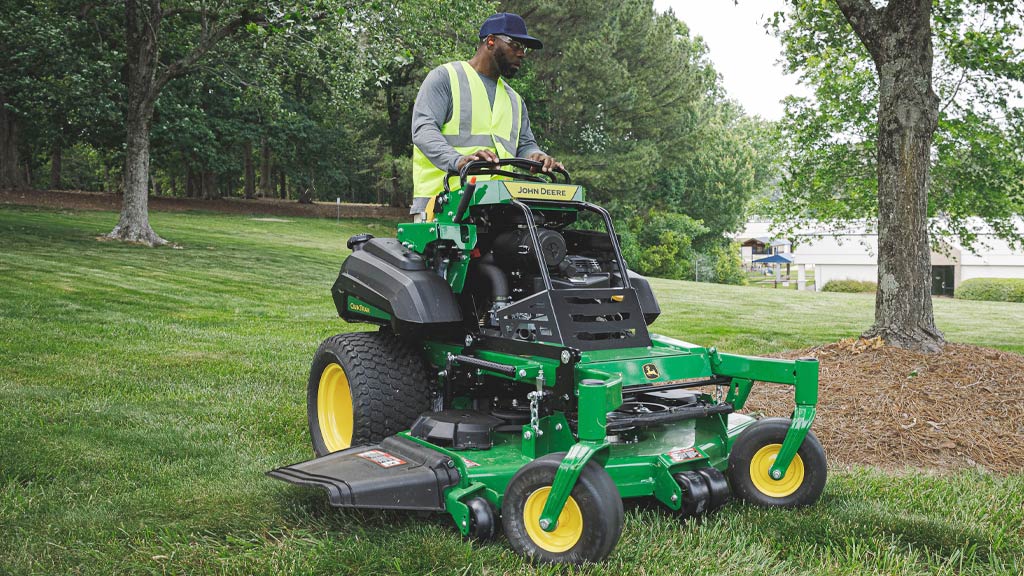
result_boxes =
[771,0,1024,352]
[107,0,263,246]
[836,0,944,351]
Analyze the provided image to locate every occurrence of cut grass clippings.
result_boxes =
[1,205,1022,575]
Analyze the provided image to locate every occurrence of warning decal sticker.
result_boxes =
[356,450,406,468]
[667,447,703,463]
[462,457,481,468]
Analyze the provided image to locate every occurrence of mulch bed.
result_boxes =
[746,338,1024,475]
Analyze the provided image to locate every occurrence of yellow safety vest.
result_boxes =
[412,61,524,198]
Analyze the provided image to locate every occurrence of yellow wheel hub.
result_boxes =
[750,443,805,498]
[317,363,353,452]
[523,487,583,553]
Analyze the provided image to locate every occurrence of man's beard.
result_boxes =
[495,51,519,78]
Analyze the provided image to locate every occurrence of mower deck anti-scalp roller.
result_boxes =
[269,158,827,564]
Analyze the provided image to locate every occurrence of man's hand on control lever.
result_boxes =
[527,152,564,174]
[456,150,500,171]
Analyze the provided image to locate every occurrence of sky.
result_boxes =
[652,0,809,120]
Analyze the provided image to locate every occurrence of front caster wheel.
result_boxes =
[501,453,623,564]
[727,418,827,507]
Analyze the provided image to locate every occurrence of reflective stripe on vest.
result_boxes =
[413,61,523,198]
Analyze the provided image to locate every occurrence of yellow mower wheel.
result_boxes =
[316,363,354,452]
[523,488,584,553]
[502,453,623,564]
[727,418,827,508]
[749,444,805,498]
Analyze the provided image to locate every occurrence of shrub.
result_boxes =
[619,210,707,280]
[955,278,1024,303]
[822,279,877,293]
[706,242,747,286]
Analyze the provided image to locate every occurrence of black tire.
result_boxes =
[502,453,624,564]
[464,496,499,541]
[727,418,827,508]
[307,330,432,457]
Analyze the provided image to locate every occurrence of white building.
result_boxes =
[735,219,1024,294]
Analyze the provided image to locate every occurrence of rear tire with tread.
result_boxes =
[307,330,432,456]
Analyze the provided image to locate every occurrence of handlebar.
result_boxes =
[442,157,571,193]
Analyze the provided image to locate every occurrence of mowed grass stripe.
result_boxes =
[1,205,1021,575]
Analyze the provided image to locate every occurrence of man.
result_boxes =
[410,12,563,221]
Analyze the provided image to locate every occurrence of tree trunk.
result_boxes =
[106,0,254,244]
[837,0,944,352]
[297,173,313,204]
[279,170,286,199]
[107,0,166,246]
[384,81,410,208]
[243,140,255,199]
[50,143,62,190]
[259,136,272,197]
[0,92,27,189]
[186,164,197,198]
[202,171,217,199]
[109,108,166,245]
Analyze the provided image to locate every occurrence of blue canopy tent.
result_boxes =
[752,253,794,287]
[752,253,794,264]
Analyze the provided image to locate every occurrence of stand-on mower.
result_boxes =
[269,158,826,564]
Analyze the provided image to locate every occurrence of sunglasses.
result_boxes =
[495,35,528,54]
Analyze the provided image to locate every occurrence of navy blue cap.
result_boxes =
[479,13,542,50]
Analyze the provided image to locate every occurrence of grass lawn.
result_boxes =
[1,206,1022,575]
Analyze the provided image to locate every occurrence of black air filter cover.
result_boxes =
[410,410,503,450]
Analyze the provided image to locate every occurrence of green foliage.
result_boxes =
[955,278,1024,303]
[619,210,707,280]
[822,279,877,293]
[0,0,123,183]
[4,0,767,256]
[2,0,495,202]
[492,0,774,276]
[502,0,770,240]
[706,241,747,286]
[768,2,1024,249]
[38,143,109,191]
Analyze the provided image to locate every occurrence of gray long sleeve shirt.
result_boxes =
[411,64,544,173]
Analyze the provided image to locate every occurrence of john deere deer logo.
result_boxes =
[642,363,660,379]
